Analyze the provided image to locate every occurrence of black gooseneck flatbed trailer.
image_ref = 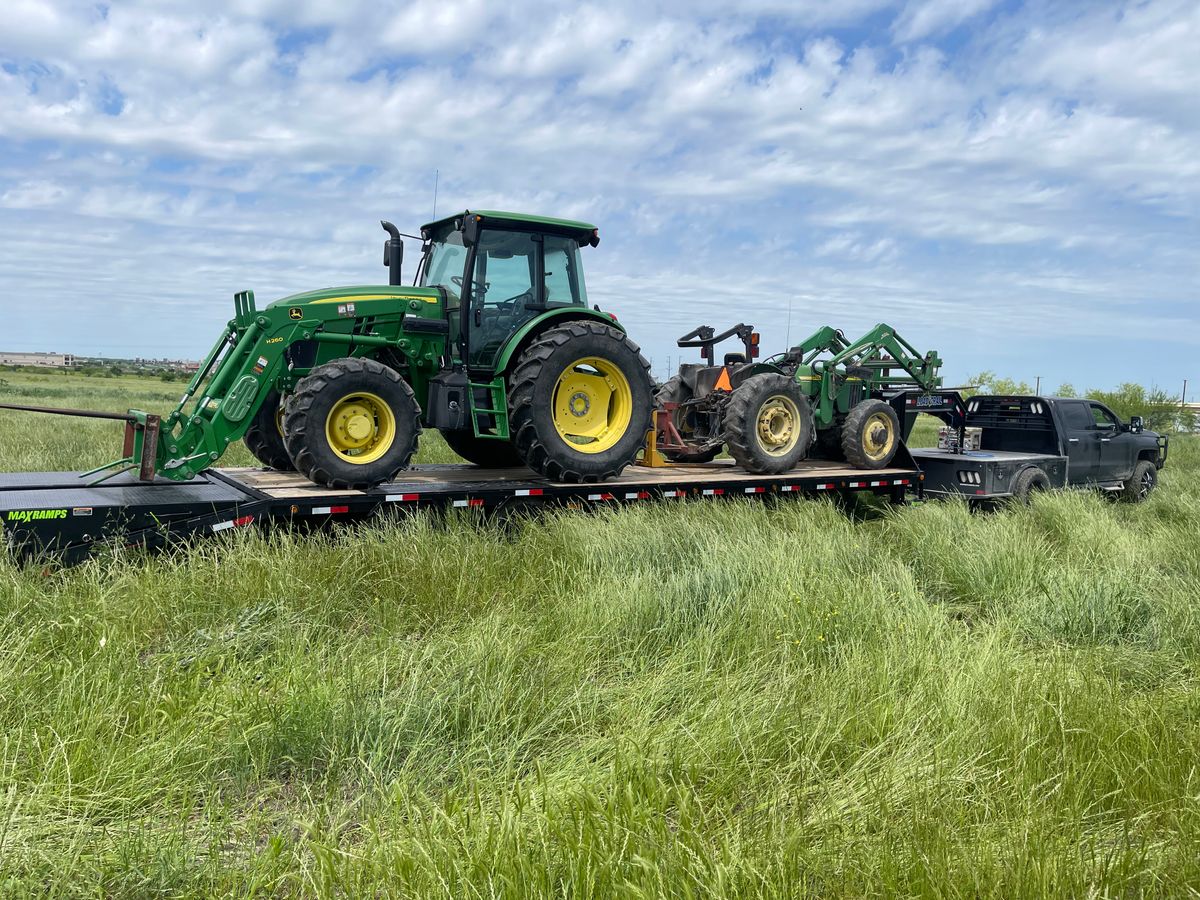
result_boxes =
[0,450,925,566]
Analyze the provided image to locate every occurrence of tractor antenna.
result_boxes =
[432,169,439,220]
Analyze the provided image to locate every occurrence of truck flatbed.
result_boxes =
[1,455,923,565]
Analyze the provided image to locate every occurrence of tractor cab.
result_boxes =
[416,210,598,373]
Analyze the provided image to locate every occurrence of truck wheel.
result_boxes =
[1121,459,1157,503]
[509,321,653,483]
[724,373,814,474]
[1010,466,1050,503]
[243,389,295,471]
[841,400,901,469]
[440,428,524,468]
[654,375,721,463]
[284,357,420,490]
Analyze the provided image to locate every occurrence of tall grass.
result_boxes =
[1,371,1199,896]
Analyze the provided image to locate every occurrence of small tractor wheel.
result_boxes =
[841,399,901,469]
[440,428,525,468]
[243,389,295,471]
[724,373,814,474]
[654,375,721,463]
[1120,459,1158,503]
[509,320,654,483]
[284,357,421,490]
[1009,466,1051,503]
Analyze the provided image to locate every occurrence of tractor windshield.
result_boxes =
[421,229,468,299]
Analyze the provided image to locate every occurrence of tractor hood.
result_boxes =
[267,284,443,312]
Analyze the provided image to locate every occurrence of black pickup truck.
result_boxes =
[910,395,1168,503]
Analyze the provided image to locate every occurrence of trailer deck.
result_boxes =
[0,453,923,565]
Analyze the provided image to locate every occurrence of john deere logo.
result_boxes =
[6,509,68,524]
[289,307,303,320]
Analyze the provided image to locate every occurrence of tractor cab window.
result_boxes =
[421,229,468,306]
[467,230,538,369]
[543,235,587,307]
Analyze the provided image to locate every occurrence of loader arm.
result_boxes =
[819,323,943,393]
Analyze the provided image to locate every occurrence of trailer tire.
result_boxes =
[1010,466,1050,504]
[654,375,721,463]
[1120,459,1157,503]
[724,373,814,474]
[841,400,901,469]
[284,357,421,490]
[243,389,295,471]
[440,428,525,468]
[509,320,653,483]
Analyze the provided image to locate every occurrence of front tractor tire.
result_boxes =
[841,399,901,469]
[724,373,815,474]
[508,320,653,483]
[440,428,525,468]
[243,389,295,471]
[283,357,421,490]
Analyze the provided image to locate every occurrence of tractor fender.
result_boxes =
[493,307,624,376]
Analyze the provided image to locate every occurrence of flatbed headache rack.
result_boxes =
[0,447,924,566]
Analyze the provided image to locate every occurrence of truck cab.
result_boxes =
[912,394,1168,502]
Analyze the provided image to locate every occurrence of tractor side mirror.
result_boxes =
[1129,415,1144,433]
[381,221,404,285]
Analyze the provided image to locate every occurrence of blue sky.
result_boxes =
[0,0,1196,395]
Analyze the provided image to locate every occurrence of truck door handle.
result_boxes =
[1068,438,1079,443]
[1100,438,1111,442]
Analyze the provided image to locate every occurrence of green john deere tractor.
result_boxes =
[655,322,943,473]
[92,211,654,488]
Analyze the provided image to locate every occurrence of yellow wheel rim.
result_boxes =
[551,357,633,454]
[324,391,396,465]
[756,394,802,457]
[861,411,896,462]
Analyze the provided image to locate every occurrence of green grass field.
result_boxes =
[2,369,1199,897]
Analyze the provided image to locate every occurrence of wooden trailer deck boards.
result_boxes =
[0,453,923,566]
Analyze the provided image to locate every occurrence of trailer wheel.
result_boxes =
[243,389,295,471]
[724,373,814,474]
[440,428,524,468]
[1120,459,1157,503]
[841,400,901,469]
[284,357,420,490]
[1010,466,1050,504]
[654,375,721,463]
[509,321,653,483]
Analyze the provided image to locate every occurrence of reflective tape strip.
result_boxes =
[312,505,350,515]
[212,514,254,532]
[385,493,420,503]
[514,489,543,497]
[702,488,724,496]
[744,486,766,494]
[815,483,834,490]
[624,491,650,500]
[781,484,799,492]
[849,481,866,488]
[452,498,486,508]
[870,480,884,487]
[587,493,615,501]
[896,479,910,485]
[211,520,234,532]
[663,490,683,498]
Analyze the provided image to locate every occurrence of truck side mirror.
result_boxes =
[1129,415,1144,433]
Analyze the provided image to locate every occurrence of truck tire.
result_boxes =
[654,375,721,464]
[1010,466,1050,503]
[284,357,421,490]
[440,428,524,468]
[841,399,901,469]
[243,389,295,471]
[509,320,653,483]
[724,373,814,474]
[1121,459,1158,503]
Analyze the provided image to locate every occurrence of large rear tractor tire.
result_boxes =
[440,428,525,468]
[283,357,421,490]
[243,389,295,471]
[724,373,814,474]
[841,399,901,469]
[654,375,721,464]
[509,321,653,483]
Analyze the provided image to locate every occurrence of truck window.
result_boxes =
[1090,403,1119,429]
[1061,401,1094,430]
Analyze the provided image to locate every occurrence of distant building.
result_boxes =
[0,351,77,368]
